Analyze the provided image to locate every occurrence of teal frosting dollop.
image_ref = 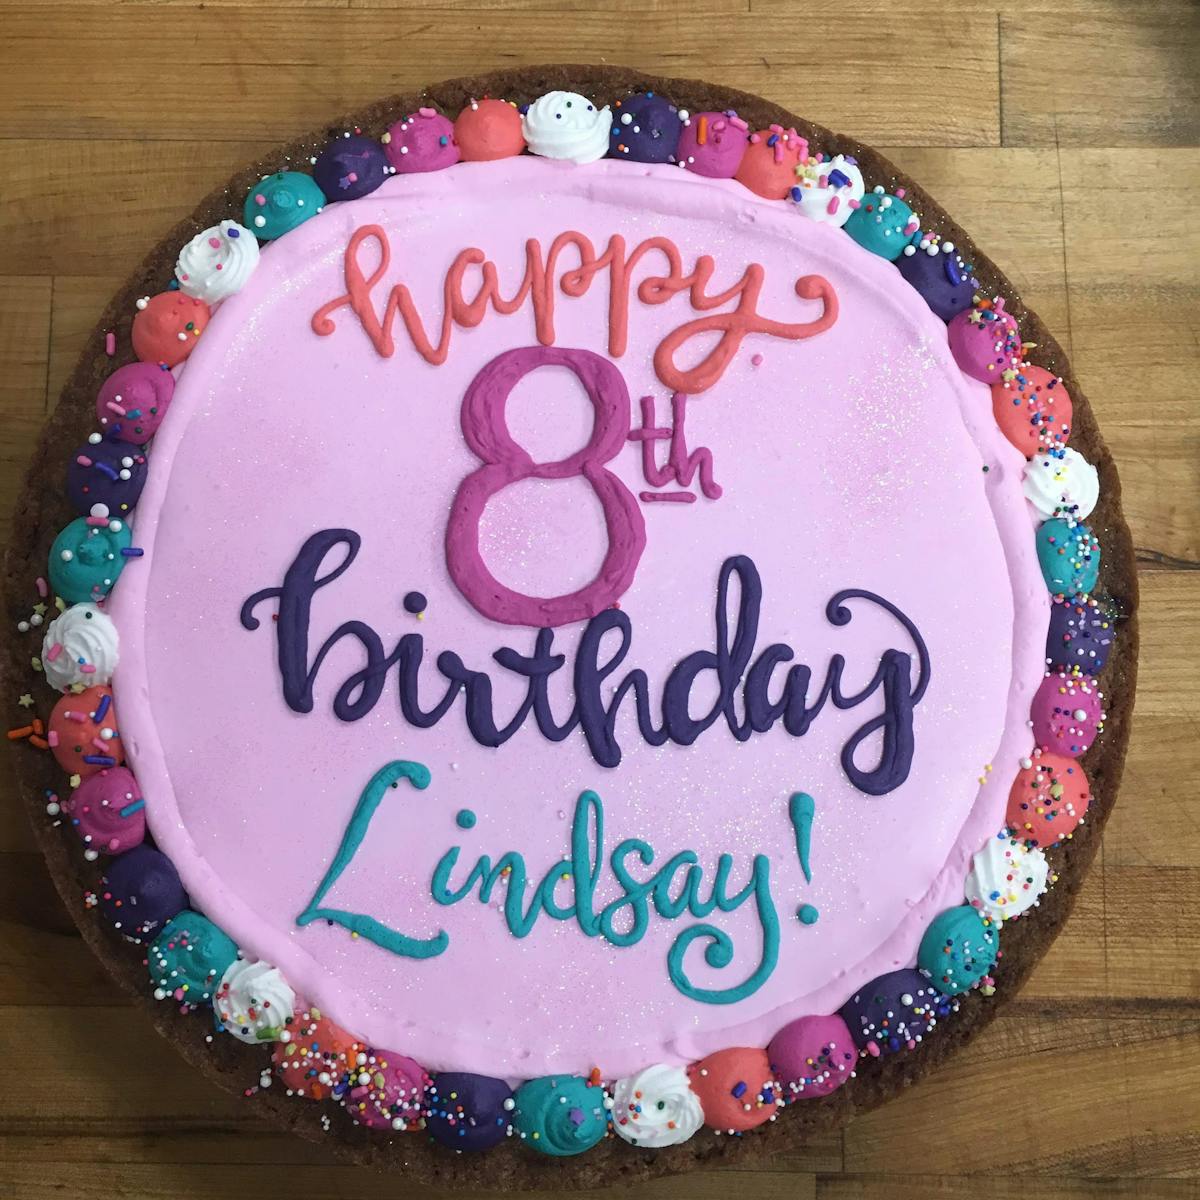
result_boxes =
[148,910,238,1005]
[1036,517,1101,595]
[48,516,132,603]
[918,904,999,994]
[844,188,916,261]
[511,1075,609,1156]
[243,171,325,240]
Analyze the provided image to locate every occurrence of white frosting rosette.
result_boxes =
[41,602,119,691]
[214,958,295,1043]
[522,91,612,164]
[965,831,1050,922]
[1022,447,1099,522]
[610,1063,703,1147]
[792,153,865,227]
[175,220,260,305]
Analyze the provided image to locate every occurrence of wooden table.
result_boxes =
[1,3,1197,1197]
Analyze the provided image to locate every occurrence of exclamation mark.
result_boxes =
[788,792,819,925]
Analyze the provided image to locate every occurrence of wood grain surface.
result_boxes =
[1,3,1197,1198]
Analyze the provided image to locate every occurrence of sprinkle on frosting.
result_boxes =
[676,109,748,178]
[1046,595,1115,673]
[839,969,953,1056]
[48,684,122,778]
[383,108,461,174]
[991,365,1072,457]
[1031,669,1104,757]
[844,186,919,261]
[1036,517,1101,595]
[455,99,525,163]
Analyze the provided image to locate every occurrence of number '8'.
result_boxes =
[445,346,647,627]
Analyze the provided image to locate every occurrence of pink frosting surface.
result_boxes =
[110,157,1047,1079]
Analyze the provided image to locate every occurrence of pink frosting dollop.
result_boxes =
[947,299,1022,382]
[767,1014,858,1099]
[343,1048,431,1130]
[383,108,460,174]
[65,765,145,856]
[1030,671,1104,757]
[676,111,748,178]
[95,362,175,445]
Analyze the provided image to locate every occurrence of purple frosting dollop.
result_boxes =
[1046,595,1115,673]
[839,968,952,1055]
[99,845,187,942]
[896,244,977,322]
[66,438,147,518]
[312,134,390,202]
[425,1071,513,1151]
[608,92,683,164]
